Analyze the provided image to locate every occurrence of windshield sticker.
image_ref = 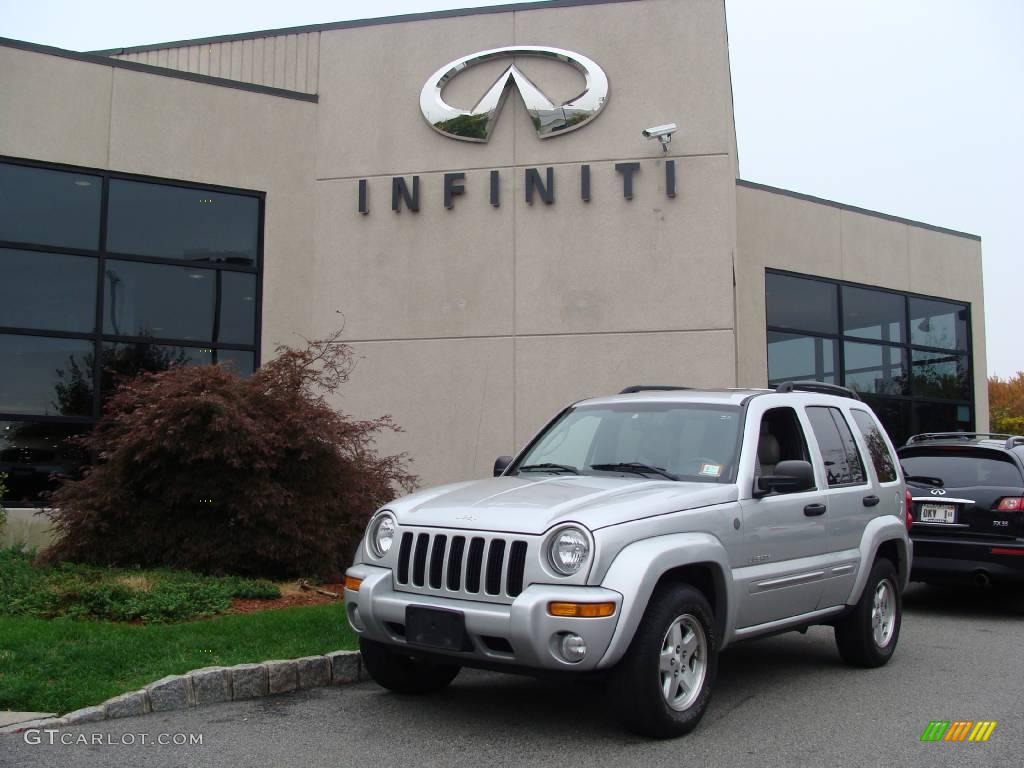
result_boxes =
[699,463,722,477]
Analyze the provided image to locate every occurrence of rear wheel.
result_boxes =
[608,584,717,738]
[834,558,901,667]
[359,637,461,694]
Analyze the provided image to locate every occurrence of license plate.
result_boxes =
[405,607,467,651]
[919,504,956,524]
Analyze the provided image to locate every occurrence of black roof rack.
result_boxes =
[772,380,862,401]
[904,432,1022,447]
[618,385,691,395]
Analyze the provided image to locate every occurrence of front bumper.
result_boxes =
[344,564,623,671]
[910,534,1024,584]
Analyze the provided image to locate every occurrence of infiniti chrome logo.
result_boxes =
[419,46,609,143]
[931,489,947,496]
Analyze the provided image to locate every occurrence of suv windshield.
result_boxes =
[515,402,742,482]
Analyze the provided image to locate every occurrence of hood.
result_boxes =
[385,475,738,534]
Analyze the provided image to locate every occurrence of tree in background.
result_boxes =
[989,373,1024,436]
[42,331,416,580]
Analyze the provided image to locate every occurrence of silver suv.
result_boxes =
[344,383,911,738]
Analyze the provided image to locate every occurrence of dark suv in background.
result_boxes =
[898,433,1024,586]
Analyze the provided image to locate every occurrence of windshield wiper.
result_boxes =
[590,462,678,480]
[518,463,581,475]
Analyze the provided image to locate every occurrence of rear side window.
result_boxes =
[900,450,1024,488]
[850,410,899,483]
[806,407,867,487]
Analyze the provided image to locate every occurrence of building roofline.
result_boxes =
[736,178,981,242]
[0,36,318,103]
[88,0,641,55]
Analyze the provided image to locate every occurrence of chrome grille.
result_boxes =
[394,529,529,601]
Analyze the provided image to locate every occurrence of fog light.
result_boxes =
[560,633,588,663]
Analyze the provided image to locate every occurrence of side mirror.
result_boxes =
[493,455,514,477]
[754,459,815,497]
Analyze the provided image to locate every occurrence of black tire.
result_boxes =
[608,584,718,738]
[834,557,902,668]
[359,637,461,694]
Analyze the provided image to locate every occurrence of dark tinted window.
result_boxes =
[844,342,908,396]
[912,351,969,400]
[768,332,837,384]
[103,260,215,341]
[101,342,212,393]
[806,406,867,486]
[842,286,905,343]
[0,421,90,503]
[765,273,838,334]
[0,334,95,416]
[909,297,968,351]
[217,272,257,344]
[0,163,101,250]
[106,180,259,265]
[216,349,255,377]
[0,249,97,333]
[913,401,971,435]
[850,410,898,482]
[900,451,1023,488]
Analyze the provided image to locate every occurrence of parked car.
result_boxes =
[898,432,1024,586]
[344,382,911,738]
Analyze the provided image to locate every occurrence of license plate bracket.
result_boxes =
[405,607,468,651]
[919,503,956,524]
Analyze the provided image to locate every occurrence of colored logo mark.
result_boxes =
[920,721,997,742]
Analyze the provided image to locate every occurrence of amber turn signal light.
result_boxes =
[548,601,616,618]
[344,575,364,593]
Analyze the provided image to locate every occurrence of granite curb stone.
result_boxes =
[0,650,363,735]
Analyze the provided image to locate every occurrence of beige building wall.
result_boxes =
[309,0,740,485]
[735,182,988,431]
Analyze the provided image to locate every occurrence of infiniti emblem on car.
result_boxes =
[931,489,947,495]
[419,46,609,143]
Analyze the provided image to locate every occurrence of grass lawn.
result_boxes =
[0,604,358,715]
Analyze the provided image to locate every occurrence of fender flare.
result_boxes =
[848,515,912,603]
[596,532,736,668]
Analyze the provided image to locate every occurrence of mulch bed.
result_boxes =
[229,583,345,615]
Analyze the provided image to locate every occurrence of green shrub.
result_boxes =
[0,472,7,531]
[42,331,416,579]
[0,550,283,623]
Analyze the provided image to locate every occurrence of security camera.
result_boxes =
[642,123,678,152]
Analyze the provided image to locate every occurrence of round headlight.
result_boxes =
[548,527,591,576]
[369,513,396,558]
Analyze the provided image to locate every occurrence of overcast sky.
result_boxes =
[2,0,1020,377]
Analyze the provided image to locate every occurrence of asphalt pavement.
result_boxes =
[3,583,1022,768]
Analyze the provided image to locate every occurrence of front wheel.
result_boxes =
[359,637,461,694]
[608,584,718,738]
[834,557,902,667]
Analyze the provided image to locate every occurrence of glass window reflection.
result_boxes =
[106,180,259,265]
[0,163,101,250]
[217,272,257,345]
[912,351,969,400]
[842,286,905,343]
[103,260,215,341]
[0,248,97,333]
[765,273,838,334]
[909,298,968,351]
[0,421,90,503]
[844,342,908,396]
[0,334,95,416]
[768,332,837,385]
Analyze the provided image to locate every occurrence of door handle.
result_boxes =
[804,504,826,517]
[863,495,880,507]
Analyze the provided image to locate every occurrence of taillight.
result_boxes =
[995,497,1024,512]
[905,489,914,530]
